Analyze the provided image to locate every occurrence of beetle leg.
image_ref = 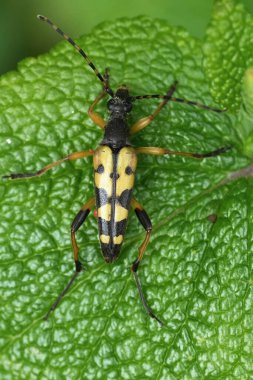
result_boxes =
[88,91,107,129]
[88,68,110,129]
[129,81,178,135]
[71,197,95,271]
[135,145,231,158]
[130,197,163,326]
[2,150,94,180]
[44,197,95,320]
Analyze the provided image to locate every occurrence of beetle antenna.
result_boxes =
[131,93,226,113]
[37,14,114,97]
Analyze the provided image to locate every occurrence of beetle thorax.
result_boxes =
[101,86,132,149]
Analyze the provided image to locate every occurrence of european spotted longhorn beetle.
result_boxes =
[3,15,230,326]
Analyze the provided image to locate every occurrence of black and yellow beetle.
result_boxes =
[2,15,230,326]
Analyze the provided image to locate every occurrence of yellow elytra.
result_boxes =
[93,145,137,262]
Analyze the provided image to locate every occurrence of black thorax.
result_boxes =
[100,87,133,149]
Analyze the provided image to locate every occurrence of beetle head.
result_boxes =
[107,85,132,114]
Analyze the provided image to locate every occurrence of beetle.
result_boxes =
[2,15,230,326]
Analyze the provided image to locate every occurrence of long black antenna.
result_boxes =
[131,94,226,113]
[37,14,114,97]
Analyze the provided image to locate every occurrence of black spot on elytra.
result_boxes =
[100,243,121,262]
[96,164,104,174]
[98,218,127,237]
[125,166,134,175]
[98,217,109,235]
[116,219,127,235]
[110,172,120,179]
[95,187,108,207]
[117,189,132,209]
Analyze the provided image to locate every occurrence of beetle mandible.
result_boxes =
[2,15,230,326]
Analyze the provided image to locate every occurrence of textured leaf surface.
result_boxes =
[203,0,253,111]
[0,13,253,380]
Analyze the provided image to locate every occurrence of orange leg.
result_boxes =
[2,150,94,180]
[88,91,107,129]
[135,146,231,159]
[88,68,110,129]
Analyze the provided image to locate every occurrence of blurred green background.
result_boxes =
[0,0,253,76]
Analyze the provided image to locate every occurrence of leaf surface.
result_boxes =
[203,0,253,111]
[0,13,252,380]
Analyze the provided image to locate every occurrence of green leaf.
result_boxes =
[203,0,253,156]
[203,0,253,111]
[0,13,252,380]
